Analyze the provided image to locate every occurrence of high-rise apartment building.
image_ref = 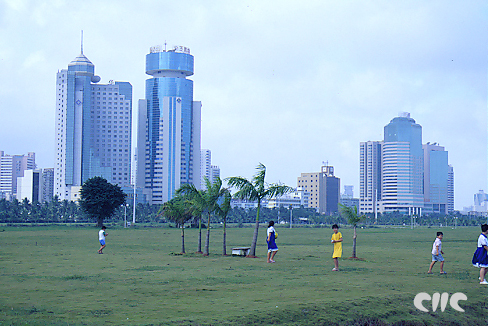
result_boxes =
[423,143,448,214]
[55,46,132,200]
[137,45,201,204]
[42,168,55,202]
[201,149,212,188]
[297,165,340,214]
[359,141,382,214]
[0,151,36,200]
[17,169,41,203]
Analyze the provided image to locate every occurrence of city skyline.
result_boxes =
[0,1,486,209]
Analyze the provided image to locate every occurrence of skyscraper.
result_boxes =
[55,44,132,200]
[359,141,382,214]
[381,113,424,215]
[423,143,448,214]
[138,45,201,204]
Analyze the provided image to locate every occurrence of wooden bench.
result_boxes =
[232,247,251,256]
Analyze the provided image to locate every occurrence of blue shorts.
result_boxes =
[432,254,444,262]
[99,240,106,246]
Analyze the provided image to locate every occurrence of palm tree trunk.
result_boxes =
[352,225,357,258]
[181,224,185,254]
[204,212,211,256]
[248,201,261,257]
[197,217,202,253]
[97,216,103,228]
[222,218,227,256]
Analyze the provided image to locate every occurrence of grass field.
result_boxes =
[1,225,487,325]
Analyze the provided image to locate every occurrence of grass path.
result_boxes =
[0,226,487,325]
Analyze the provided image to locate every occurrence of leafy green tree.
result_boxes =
[216,189,232,255]
[339,204,366,258]
[226,163,293,257]
[177,177,227,256]
[159,197,194,253]
[79,176,126,227]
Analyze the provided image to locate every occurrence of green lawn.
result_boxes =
[0,225,487,325]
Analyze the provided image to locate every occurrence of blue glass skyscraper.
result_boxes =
[382,113,424,214]
[137,45,201,204]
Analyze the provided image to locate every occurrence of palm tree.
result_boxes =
[226,163,293,257]
[339,204,366,259]
[177,177,227,256]
[216,189,232,256]
[159,197,194,254]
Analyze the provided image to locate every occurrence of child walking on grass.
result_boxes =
[472,224,488,285]
[331,224,343,271]
[98,226,108,254]
[428,232,446,274]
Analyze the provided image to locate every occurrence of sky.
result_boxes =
[0,0,487,210]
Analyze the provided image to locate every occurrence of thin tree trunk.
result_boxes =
[204,212,211,256]
[248,201,261,257]
[222,217,227,256]
[181,224,185,254]
[97,216,103,227]
[352,225,357,258]
[197,216,202,253]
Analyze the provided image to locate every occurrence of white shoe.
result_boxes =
[480,280,488,284]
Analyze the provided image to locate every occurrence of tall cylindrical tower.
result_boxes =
[144,46,200,203]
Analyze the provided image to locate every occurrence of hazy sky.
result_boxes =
[0,0,486,209]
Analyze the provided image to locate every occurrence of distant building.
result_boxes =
[200,149,212,188]
[230,198,265,209]
[267,187,310,209]
[447,165,454,213]
[0,151,36,200]
[17,169,42,203]
[200,150,220,188]
[462,190,488,216]
[210,165,220,184]
[297,165,340,214]
[55,44,132,200]
[41,168,54,202]
[340,185,359,209]
[423,143,449,214]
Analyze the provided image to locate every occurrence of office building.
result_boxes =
[297,165,340,214]
[359,141,382,214]
[137,45,201,204]
[0,151,36,200]
[55,44,132,200]
[423,143,448,214]
[381,113,424,215]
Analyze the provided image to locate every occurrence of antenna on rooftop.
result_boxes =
[81,30,84,54]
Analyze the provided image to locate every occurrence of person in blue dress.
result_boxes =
[472,224,488,284]
[267,221,278,263]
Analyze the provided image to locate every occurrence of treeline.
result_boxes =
[0,197,483,227]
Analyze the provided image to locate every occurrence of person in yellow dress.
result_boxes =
[331,224,343,271]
